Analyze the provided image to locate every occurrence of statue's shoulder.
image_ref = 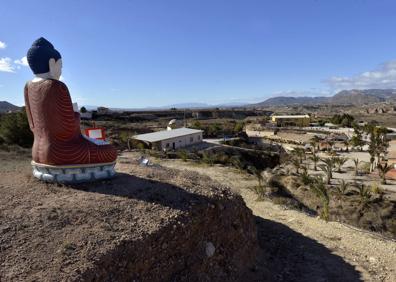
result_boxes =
[45,79,69,92]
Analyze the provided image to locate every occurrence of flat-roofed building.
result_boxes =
[271,114,310,127]
[133,128,203,150]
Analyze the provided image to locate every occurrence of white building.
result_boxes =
[133,128,203,150]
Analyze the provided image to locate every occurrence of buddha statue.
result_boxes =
[24,37,117,183]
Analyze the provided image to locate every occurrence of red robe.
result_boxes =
[24,79,117,165]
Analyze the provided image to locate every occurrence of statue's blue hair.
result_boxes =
[27,37,61,74]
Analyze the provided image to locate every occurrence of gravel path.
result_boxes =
[140,154,396,281]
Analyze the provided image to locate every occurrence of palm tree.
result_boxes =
[377,162,392,184]
[335,179,349,196]
[291,158,301,174]
[292,148,305,164]
[309,153,320,171]
[334,157,348,173]
[248,166,264,187]
[319,158,334,184]
[353,158,360,176]
[343,140,350,152]
[309,178,330,221]
[310,135,321,152]
[356,183,371,204]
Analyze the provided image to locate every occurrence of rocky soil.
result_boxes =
[148,153,396,281]
[0,151,258,281]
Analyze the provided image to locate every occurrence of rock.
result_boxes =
[205,241,216,257]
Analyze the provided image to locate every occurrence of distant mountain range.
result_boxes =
[253,89,396,107]
[3,89,396,114]
[0,101,21,113]
[84,102,246,112]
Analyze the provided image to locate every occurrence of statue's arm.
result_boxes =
[54,81,82,139]
[24,83,34,130]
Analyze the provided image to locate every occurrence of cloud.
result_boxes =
[14,56,28,66]
[0,57,15,73]
[0,41,6,49]
[324,60,396,90]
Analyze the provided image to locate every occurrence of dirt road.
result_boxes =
[134,153,396,281]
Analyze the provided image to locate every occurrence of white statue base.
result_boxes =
[31,161,116,184]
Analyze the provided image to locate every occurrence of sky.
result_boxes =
[1,0,396,108]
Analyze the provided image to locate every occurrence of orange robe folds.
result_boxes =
[24,79,117,165]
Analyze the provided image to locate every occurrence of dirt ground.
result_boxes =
[0,150,258,281]
[132,152,396,282]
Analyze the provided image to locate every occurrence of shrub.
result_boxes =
[335,179,349,196]
[202,152,215,165]
[177,149,189,161]
[360,162,371,174]
[0,109,33,148]
[300,170,314,185]
[356,184,371,204]
[370,182,384,195]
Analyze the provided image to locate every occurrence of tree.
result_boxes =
[309,153,320,171]
[351,125,364,151]
[334,157,348,173]
[292,148,305,164]
[309,178,330,221]
[319,158,335,184]
[377,162,392,184]
[233,122,245,134]
[248,166,264,187]
[80,106,87,113]
[353,158,360,176]
[291,158,301,174]
[310,135,320,153]
[0,109,33,148]
[343,140,349,152]
[335,179,349,196]
[365,125,389,172]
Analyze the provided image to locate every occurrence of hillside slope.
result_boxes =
[0,151,258,281]
[254,89,396,107]
[0,101,20,113]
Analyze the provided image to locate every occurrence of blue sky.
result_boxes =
[1,0,396,108]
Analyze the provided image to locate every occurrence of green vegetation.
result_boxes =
[319,158,335,184]
[309,153,320,171]
[335,180,349,196]
[309,178,330,221]
[377,163,392,185]
[356,183,372,204]
[330,113,355,127]
[0,109,33,148]
[334,156,348,173]
[353,158,360,176]
[191,120,245,138]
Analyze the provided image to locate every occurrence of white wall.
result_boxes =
[160,132,202,150]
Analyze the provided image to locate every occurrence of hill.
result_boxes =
[0,150,258,281]
[253,89,396,107]
[0,101,21,113]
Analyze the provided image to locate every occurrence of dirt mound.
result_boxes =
[0,152,258,281]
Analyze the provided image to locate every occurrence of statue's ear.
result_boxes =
[48,58,56,72]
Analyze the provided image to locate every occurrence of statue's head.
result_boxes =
[27,37,62,80]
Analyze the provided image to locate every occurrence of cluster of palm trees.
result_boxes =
[290,146,349,185]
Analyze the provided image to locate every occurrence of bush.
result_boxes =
[0,109,33,148]
[177,149,189,161]
[370,182,384,195]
